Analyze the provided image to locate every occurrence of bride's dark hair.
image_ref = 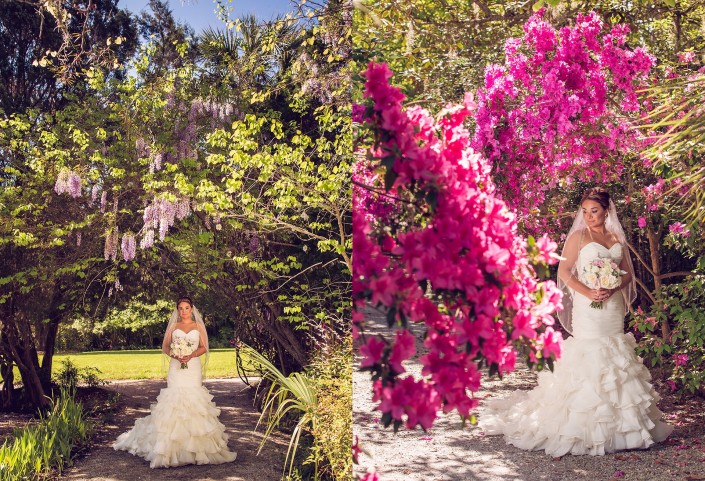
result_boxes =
[176,296,193,307]
[580,187,610,210]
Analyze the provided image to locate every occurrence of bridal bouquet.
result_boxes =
[170,337,196,369]
[581,257,626,309]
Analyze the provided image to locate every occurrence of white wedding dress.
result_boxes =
[479,242,673,456]
[113,329,238,468]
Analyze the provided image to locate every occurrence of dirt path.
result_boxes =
[61,378,288,481]
[354,307,705,481]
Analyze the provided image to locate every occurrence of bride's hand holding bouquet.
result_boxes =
[170,337,197,369]
[581,257,626,308]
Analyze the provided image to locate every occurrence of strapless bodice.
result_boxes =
[578,241,623,267]
[173,328,200,340]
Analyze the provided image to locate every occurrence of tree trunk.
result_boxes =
[646,226,670,339]
[1,361,15,410]
[5,317,51,411]
[39,288,64,388]
[40,315,60,388]
[10,341,50,410]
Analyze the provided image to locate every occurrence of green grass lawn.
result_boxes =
[50,348,251,380]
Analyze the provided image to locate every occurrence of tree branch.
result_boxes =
[658,271,696,280]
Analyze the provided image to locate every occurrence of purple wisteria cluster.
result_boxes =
[188,98,237,122]
[135,137,166,174]
[54,169,82,198]
[141,196,192,246]
[121,233,136,261]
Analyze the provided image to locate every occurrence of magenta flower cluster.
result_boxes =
[471,10,653,230]
[668,222,690,237]
[354,62,564,430]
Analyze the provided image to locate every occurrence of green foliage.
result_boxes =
[641,76,705,228]
[246,337,352,481]
[306,339,352,481]
[630,262,705,393]
[0,387,91,481]
[246,345,319,478]
[54,358,107,390]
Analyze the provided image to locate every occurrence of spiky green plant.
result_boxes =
[243,345,318,478]
[641,76,705,227]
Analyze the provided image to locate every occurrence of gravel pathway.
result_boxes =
[354,307,705,481]
[61,378,288,481]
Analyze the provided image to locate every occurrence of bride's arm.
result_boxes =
[557,232,597,299]
[162,326,174,356]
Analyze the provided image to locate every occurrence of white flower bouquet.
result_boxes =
[170,337,197,369]
[581,257,626,309]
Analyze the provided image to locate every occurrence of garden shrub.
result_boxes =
[0,387,91,481]
[307,338,353,481]
[630,258,705,394]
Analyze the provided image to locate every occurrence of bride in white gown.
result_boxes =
[113,296,238,468]
[479,187,673,456]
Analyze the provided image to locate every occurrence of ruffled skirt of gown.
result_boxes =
[113,357,238,468]
[478,292,673,456]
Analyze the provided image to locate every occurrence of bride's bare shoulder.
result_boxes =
[565,228,590,248]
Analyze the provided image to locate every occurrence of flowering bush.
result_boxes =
[629,261,705,394]
[353,61,564,431]
[471,10,653,231]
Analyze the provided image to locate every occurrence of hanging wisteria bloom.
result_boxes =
[100,192,108,213]
[54,169,81,198]
[121,233,137,261]
[143,195,189,242]
[67,172,82,198]
[140,229,155,249]
[175,198,190,220]
[54,169,70,195]
[76,232,82,247]
[91,184,100,204]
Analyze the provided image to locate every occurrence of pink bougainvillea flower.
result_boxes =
[388,329,416,373]
[638,217,647,229]
[352,436,361,464]
[359,337,386,368]
[535,233,560,265]
[669,222,690,237]
[354,57,564,430]
[677,51,696,63]
[674,354,689,367]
